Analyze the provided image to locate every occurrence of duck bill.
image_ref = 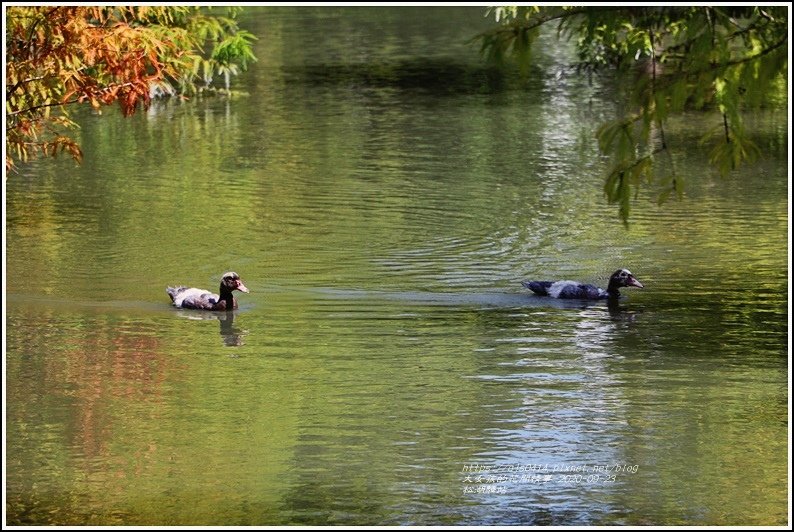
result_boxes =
[236,281,250,293]
[628,277,644,289]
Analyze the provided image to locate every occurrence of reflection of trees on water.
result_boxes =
[6,308,173,483]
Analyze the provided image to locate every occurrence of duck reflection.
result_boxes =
[175,310,247,346]
[218,311,246,346]
[607,297,642,322]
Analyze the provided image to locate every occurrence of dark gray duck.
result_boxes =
[522,268,644,300]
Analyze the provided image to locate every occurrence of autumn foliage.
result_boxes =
[5,6,256,171]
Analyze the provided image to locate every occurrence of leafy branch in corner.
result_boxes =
[474,6,787,224]
[5,6,258,172]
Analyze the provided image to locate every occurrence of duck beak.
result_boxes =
[628,276,644,289]
[236,280,250,293]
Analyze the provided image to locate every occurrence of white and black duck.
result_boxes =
[522,268,644,300]
[166,271,249,310]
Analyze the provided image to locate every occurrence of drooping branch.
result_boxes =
[476,6,787,223]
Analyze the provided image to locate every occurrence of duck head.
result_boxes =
[220,271,249,294]
[608,268,644,292]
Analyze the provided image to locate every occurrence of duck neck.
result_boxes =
[218,285,235,308]
[606,281,621,299]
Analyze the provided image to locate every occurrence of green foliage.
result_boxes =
[5,6,257,170]
[478,7,541,72]
[475,6,788,224]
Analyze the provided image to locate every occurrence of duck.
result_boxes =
[522,268,644,300]
[166,271,249,310]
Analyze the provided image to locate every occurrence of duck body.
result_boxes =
[523,269,643,300]
[167,272,249,311]
[523,280,611,300]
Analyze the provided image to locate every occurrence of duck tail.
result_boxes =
[522,280,552,296]
[166,286,184,302]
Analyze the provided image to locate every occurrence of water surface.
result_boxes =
[5,6,788,526]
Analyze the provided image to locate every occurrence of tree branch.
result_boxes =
[7,80,144,118]
[6,98,81,118]
[472,7,596,40]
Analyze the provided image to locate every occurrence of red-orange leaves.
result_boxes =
[6,5,256,171]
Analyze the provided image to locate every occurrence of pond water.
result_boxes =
[4,7,789,526]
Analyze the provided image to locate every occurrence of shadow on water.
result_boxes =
[278,59,536,95]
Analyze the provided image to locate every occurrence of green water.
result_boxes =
[4,7,788,526]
